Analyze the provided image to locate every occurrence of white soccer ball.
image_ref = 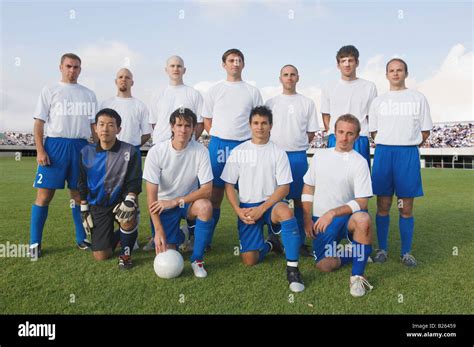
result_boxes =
[153,249,184,279]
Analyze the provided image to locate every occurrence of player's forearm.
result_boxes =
[301,184,315,222]
[420,131,430,146]
[329,198,369,218]
[260,185,289,212]
[140,134,151,146]
[203,118,212,134]
[33,119,46,153]
[307,132,315,144]
[195,123,204,140]
[180,182,212,204]
[224,183,241,213]
[322,114,330,132]
[370,131,377,140]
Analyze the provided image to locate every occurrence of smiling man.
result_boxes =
[302,114,374,297]
[321,45,377,168]
[221,106,304,293]
[78,108,142,270]
[369,58,433,267]
[143,108,214,278]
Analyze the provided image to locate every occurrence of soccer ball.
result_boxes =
[153,249,184,279]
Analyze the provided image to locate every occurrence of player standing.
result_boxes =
[265,64,319,257]
[143,108,214,278]
[78,108,142,269]
[302,114,374,297]
[221,106,304,292]
[369,58,432,267]
[29,53,98,257]
[321,45,377,168]
[203,49,263,248]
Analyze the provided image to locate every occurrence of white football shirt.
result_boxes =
[143,139,213,202]
[368,89,433,146]
[321,78,377,137]
[100,96,152,146]
[221,140,293,203]
[33,82,98,139]
[265,93,319,151]
[149,84,204,144]
[203,81,263,141]
[303,148,373,217]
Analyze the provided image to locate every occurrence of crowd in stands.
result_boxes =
[1,123,472,149]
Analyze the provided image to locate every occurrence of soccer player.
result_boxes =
[302,114,374,297]
[149,55,204,144]
[100,68,152,149]
[369,58,433,267]
[321,45,377,168]
[144,56,205,251]
[143,108,214,278]
[78,108,142,269]
[221,106,304,293]
[203,48,263,248]
[29,53,98,257]
[265,64,319,257]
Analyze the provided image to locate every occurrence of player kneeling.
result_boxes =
[143,108,214,278]
[78,108,142,269]
[302,114,374,297]
[221,106,304,293]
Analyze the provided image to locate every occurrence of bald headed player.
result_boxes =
[369,58,433,267]
[144,56,205,251]
[100,68,152,149]
[30,53,98,257]
[265,64,319,257]
[321,45,377,168]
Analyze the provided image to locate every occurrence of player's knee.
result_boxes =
[120,218,137,232]
[399,208,413,218]
[275,203,293,221]
[35,190,54,206]
[93,250,112,261]
[241,253,258,266]
[316,260,335,273]
[194,199,213,220]
[352,212,371,231]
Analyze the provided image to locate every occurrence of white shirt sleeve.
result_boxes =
[320,85,330,115]
[353,159,373,199]
[33,86,51,121]
[140,105,152,135]
[303,154,317,187]
[254,89,263,107]
[220,151,239,184]
[420,95,433,131]
[275,150,293,185]
[148,95,159,124]
[142,147,162,185]
[197,148,214,185]
[307,99,319,132]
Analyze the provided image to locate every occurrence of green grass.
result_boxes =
[0,157,473,314]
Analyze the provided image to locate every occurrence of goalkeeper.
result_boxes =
[78,108,142,270]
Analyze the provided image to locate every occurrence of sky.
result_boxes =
[0,0,472,132]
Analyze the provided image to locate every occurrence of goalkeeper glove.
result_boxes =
[113,195,137,224]
[80,203,94,239]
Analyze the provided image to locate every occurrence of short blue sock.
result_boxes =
[376,214,390,251]
[191,218,214,263]
[30,204,48,245]
[150,217,155,237]
[351,240,372,276]
[294,206,305,246]
[120,227,138,256]
[280,217,301,261]
[399,215,414,255]
[72,205,87,244]
[258,241,271,263]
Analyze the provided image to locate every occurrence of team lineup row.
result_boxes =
[29,46,432,296]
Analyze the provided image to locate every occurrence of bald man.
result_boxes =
[149,55,205,144]
[100,68,152,148]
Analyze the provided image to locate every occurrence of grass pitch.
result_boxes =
[0,157,473,314]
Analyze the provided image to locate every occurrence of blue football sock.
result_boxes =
[280,217,301,261]
[340,255,353,267]
[399,215,414,255]
[258,241,271,263]
[191,218,214,263]
[186,218,196,237]
[72,205,87,244]
[30,204,48,245]
[150,217,155,238]
[351,240,372,276]
[376,214,390,251]
[294,206,305,246]
[207,208,220,247]
[120,227,138,256]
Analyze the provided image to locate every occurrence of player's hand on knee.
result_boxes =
[36,150,50,166]
[154,231,168,254]
[314,211,334,233]
[113,195,137,223]
[238,208,255,225]
[304,220,316,239]
[246,206,264,222]
[149,199,177,215]
[80,203,94,238]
